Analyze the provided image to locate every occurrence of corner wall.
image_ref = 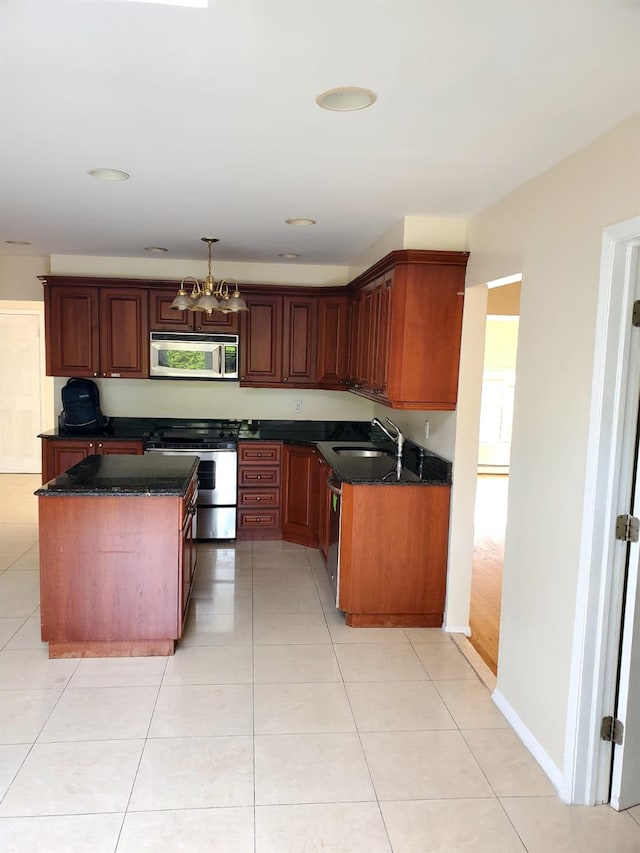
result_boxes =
[463,112,640,772]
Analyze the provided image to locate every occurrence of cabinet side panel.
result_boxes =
[39,495,180,642]
[339,484,450,617]
[391,265,465,405]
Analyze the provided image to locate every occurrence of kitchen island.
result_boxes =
[36,454,198,658]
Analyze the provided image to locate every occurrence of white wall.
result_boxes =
[54,377,374,423]
[0,256,49,301]
[459,112,640,772]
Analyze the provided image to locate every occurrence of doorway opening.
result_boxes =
[469,282,520,674]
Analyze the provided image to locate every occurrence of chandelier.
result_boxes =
[169,237,248,314]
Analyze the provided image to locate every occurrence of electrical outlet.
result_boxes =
[294,400,303,414]
[424,421,430,440]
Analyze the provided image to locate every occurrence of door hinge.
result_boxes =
[601,715,624,745]
[615,514,640,543]
[633,301,640,327]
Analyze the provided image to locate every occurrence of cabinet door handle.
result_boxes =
[97,443,103,448]
[283,377,288,382]
[89,442,94,448]
[93,372,99,377]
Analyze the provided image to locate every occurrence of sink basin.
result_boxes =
[332,446,393,458]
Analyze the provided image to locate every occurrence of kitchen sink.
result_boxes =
[332,446,393,458]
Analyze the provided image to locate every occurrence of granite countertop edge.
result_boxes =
[39,418,452,487]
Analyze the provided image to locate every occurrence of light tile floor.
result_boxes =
[1,474,640,852]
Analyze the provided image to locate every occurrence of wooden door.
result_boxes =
[282,295,317,385]
[317,294,348,389]
[240,295,283,384]
[42,439,93,483]
[372,273,392,398]
[45,285,99,377]
[281,444,321,547]
[149,287,193,331]
[97,440,144,456]
[0,312,42,473]
[99,288,149,378]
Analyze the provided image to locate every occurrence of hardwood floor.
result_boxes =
[469,473,508,674]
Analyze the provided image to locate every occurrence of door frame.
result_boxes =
[562,215,640,804]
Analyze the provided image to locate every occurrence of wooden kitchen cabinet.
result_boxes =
[347,250,468,409]
[149,287,239,332]
[281,444,322,547]
[317,458,333,562]
[237,441,282,539]
[317,294,348,389]
[41,438,144,483]
[44,281,149,379]
[338,482,451,627]
[38,469,198,658]
[240,294,317,387]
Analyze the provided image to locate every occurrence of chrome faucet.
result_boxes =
[372,417,404,458]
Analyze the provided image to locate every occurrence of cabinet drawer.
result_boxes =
[238,443,281,464]
[238,488,280,508]
[238,466,281,488]
[238,508,280,529]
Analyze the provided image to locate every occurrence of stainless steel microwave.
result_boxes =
[150,332,239,380]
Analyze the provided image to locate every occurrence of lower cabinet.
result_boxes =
[42,438,144,483]
[281,444,322,547]
[237,441,282,539]
[337,482,451,627]
[38,471,198,658]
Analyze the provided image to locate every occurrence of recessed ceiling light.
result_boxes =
[285,218,316,227]
[87,168,130,182]
[5,240,31,245]
[316,87,377,112]
[144,246,169,253]
[278,253,301,259]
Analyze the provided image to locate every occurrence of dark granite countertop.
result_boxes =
[35,454,199,496]
[316,441,451,485]
[38,417,378,443]
[38,418,451,486]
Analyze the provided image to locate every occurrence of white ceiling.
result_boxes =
[1,0,638,266]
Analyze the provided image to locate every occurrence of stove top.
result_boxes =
[145,420,241,448]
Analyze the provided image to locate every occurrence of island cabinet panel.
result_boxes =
[42,439,144,484]
[317,294,348,389]
[39,491,192,657]
[338,482,451,627]
[237,441,282,539]
[281,444,321,547]
[149,287,239,332]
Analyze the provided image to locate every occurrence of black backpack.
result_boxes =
[59,378,108,433]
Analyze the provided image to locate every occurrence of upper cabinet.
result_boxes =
[240,293,317,387]
[346,250,469,410]
[40,249,468,408]
[44,281,149,379]
[317,293,349,389]
[149,287,239,333]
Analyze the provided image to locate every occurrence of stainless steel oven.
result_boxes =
[145,423,240,540]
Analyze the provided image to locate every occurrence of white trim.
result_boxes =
[444,625,471,636]
[487,273,522,289]
[493,688,563,794]
[562,215,640,805]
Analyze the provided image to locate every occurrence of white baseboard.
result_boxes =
[492,689,563,793]
[445,625,471,636]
